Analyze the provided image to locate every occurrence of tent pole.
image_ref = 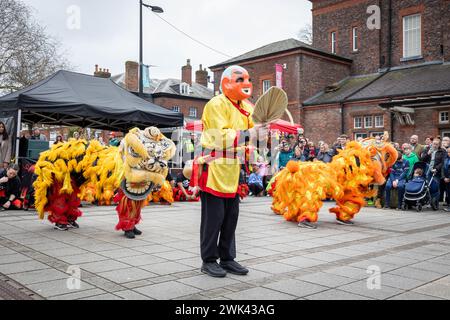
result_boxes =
[15,109,22,164]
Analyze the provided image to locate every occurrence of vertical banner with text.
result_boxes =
[275,64,283,88]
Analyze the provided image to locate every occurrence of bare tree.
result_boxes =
[297,23,313,45]
[0,0,70,93]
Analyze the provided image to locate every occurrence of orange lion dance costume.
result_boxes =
[272,137,397,228]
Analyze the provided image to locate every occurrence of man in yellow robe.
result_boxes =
[194,65,263,277]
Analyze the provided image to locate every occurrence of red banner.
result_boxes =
[275,64,283,88]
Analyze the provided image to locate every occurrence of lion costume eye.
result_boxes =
[128,146,140,158]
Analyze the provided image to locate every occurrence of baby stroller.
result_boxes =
[402,162,440,212]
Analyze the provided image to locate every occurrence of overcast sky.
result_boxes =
[22,0,312,81]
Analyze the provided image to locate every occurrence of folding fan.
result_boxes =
[252,86,289,124]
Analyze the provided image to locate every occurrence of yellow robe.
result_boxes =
[200,94,254,197]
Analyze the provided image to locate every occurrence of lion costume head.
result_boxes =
[119,127,176,200]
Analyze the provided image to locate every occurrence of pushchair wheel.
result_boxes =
[416,204,422,212]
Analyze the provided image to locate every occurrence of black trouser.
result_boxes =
[249,183,263,196]
[200,192,239,263]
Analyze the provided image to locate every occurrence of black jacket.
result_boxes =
[0,171,21,198]
[420,147,446,177]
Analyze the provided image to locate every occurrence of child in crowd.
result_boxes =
[248,164,264,197]
[173,161,199,201]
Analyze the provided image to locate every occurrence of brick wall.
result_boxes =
[152,96,208,119]
[302,104,342,145]
[299,54,351,103]
[212,54,302,122]
[312,0,381,74]
[392,107,450,144]
[311,0,449,75]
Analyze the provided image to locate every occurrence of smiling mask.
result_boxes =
[220,65,253,101]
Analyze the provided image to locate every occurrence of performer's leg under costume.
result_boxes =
[115,191,143,231]
[47,182,82,225]
[200,192,239,262]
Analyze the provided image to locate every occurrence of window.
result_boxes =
[180,83,191,95]
[403,14,421,58]
[375,115,384,128]
[370,132,385,138]
[262,80,271,93]
[352,27,358,52]
[354,117,362,129]
[364,116,373,128]
[440,111,449,124]
[354,133,368,140]
[331,31,337,54]
[189,107,198,118]
[172,106,180,113]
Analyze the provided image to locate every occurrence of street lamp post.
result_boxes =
[139,1,164,97]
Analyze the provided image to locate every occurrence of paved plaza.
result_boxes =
[0,197,449,300]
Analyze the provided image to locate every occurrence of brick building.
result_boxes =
[209,0,450,145]
[303,0,450,144]
[112,59,213,122]
[209,38,352,123]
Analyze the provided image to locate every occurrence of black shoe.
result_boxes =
[124,230,135,239]
[298,220,317,229]
[0,207,5,211]
[201,262,227,278]
[336,219,354,226]
[220,260,249,276]
[133,227,142,235]
[67,221,79,229]
[54,223,68,231]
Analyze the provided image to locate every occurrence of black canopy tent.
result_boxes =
[0,70,184,162]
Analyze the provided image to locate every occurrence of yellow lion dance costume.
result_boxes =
[34,127,176,237]
[272,138,397,228]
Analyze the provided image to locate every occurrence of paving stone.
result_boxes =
[113,290,153,300]
[99,248,143,259]
[135,281,201,300]
[178,274,239,290]
[139,261,194,275]
[263,279,328,297]
[250,262,300,274]
[79,260,130,273]
[277,256,326,268]
[116,254,167,266]
[58,253,109,264]
[48,288,107,300]
[0,260,50,275]
[98,267,157,284]
[224,287,295,300]
[81,293,122,300]
[413,276,450,299]
[337,280,404,300]
[296,271,357,288]
[8,268,68,285]
[0,253,32,264]
[27,278,95,298]
[305,289,373,300]
[388,292,444,300]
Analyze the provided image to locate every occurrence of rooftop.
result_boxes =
[210,38,351,69]
[304,62,450,106]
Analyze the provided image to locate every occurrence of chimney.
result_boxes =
[195,64,208,87]
[125,61,139,92]
[94,64,111,78]
[181,59,192,85]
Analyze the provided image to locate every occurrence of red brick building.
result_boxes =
[209,39,352,123]
[209,0,450,145]
[303,0,450,144]
[112,59,213,122]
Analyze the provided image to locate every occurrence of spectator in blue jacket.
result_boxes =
[248,164,264,196]
[384,152,410,210]
[444,147,450,212]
